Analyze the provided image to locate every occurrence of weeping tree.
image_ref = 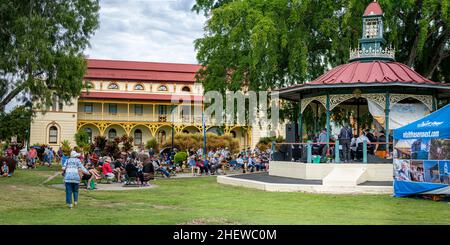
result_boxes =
[0,0,100,112]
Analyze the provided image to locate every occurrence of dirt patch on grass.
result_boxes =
[151,204,173,209]
[179,217,241,225]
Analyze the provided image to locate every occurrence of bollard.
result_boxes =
[335,140,340,163]
[307,141,312,163]
[363,140,367,164]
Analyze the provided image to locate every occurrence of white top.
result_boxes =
[356,135,370,145]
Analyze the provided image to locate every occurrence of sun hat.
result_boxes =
[70,150,80,158]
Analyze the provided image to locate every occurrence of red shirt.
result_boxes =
[102,162,113,174]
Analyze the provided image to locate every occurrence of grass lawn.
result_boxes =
[0,167,449,224]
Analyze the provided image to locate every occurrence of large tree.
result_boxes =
[193,0,450,94]
[0,0,100,112]
[0,105,32,143]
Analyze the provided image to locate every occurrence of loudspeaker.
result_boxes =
[300,146,307,162]
[272,152,285,161]
[292,145,302,161]
[285,123,299,143]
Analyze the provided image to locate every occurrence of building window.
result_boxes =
[134,129,142,146]
[52,94,58,111]
[108,129,117,139]
[108,83,119,89]
[158,130,166,145]
[181,105,191,122]
[85,128,93,143]
[231,131,237,138]
[158,85,168,91]
[181,86,191,92]
[109,104,117,114]
[58,100,64,111]
[135,104,143,115]
[49,126,58,144]
[134,84,144,90]
[84,103,93,113]
[158,105,167,115]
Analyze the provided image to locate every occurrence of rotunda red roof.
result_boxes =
[363,1,383,16]
[308,61,437,86]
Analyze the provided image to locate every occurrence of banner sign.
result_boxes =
[393,104,450,197]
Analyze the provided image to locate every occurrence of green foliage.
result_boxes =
[121,134,134,152]
[331,107,352,127]
[145,138,159,151]
[0,0,100,112]
[174,151,188,164]
[163,133,240,154]
[0,105,31,143]
[194,0,450,96]
[74,131,90,149]
[358,111,374,131]
[2,170,450,224]
[256,136,284,152]
[60,140,71,156]
[93,136,107,154]
[104,137,121,159]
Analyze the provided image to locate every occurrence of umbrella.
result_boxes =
[159,147,172,155]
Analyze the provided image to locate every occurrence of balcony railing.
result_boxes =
[78,112,206,124]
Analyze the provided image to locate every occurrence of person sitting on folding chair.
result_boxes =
[101,157,115,183]
[125,159,139,185]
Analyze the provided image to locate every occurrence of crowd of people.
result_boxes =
[1,141,271,208]
[185,146,271,176]
[310,123,392,162]
[61,149,178,190]
[0,143,21,177]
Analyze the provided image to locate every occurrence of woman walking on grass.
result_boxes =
[62,151,89,209]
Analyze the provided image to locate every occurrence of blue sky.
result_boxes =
[85,0,206,64]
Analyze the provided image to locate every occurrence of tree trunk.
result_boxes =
[423,28,450,78]
[406,34,419,67]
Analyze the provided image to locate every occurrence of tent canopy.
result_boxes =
[394,104,450,140]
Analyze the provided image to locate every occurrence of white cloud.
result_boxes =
[85,0,206,64]
[7,0,206,112]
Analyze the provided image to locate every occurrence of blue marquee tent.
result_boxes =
[393,104,450,197]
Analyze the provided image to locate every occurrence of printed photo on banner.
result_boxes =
[409,160,425,182]
[429,139,450,160]
[423,161,440,183]
[394,159,411,181]
[410,138,430,160]
[438,161,449,184]
[394,140,413,159]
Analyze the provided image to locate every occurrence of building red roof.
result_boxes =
[363,1,383,16]
[308,61,437,85]
[85,59,202,83]
[80,92,203,102]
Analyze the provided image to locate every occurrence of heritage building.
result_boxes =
[30,59,270,149]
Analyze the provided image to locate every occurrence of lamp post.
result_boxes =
[171,104,176,154]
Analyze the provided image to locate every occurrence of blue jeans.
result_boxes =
[65,182,79,204]
[158,168,170,177]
